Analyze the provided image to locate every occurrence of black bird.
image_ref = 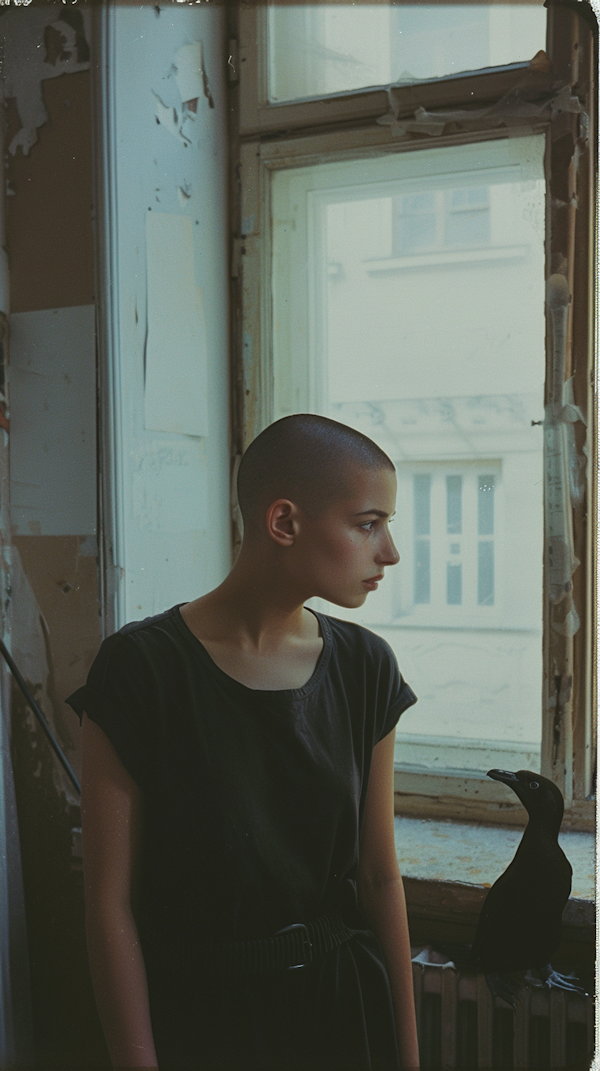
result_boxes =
[469,768,586,1008]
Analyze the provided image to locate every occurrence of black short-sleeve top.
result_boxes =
[66,604,416,980]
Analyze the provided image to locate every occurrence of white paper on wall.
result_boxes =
[10,305,97,536]
[144,211,209,437]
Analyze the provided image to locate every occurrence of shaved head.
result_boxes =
[237,414,395,535]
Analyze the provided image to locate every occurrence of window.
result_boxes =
[393,187,491,256]
[325,459,503,623]
[413,472,432,604]
[233,2,596,828]
[404,465,498,611]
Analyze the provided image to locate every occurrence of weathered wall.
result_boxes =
[5,14,100,758]
[4,3,232,1065]
[7,72,94,313]
[4,8,106,1066]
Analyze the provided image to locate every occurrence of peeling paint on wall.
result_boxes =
[106,5,230,622]
[8,546,49,708]
[12,533,102,768]
[178,180,192,208]
[151,37,213,148]
[174,40,214,110]
[8,546,78,801]
[152,90,192,146]
[173,41,203,108]
[2,7,91,156]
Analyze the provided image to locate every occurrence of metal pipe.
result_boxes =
[0,638,81,796]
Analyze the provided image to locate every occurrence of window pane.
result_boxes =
[445,206,490,248]
[268,3,546,103]
[272,135,545,774]
[394,194,438,254]
[414,474,431,536]
[478,474,495,535]
[404,193,436,214]
[414,474,431,604]
[451,188,488,209]
[399,215,437,254]
[478,542,495,605]
[447,562,462,605]
[414,541,431,604]
[446,475,462,534]
[395,187,493,254]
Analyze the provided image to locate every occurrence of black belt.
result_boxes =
[195,910,356,975]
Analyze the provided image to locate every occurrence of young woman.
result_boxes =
[69,414,420,1070]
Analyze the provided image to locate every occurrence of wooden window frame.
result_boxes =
[228,0,597,831]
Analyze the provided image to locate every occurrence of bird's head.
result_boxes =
[487,769,565,828]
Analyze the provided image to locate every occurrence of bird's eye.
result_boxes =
[529,781,540,789]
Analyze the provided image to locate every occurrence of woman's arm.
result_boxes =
[357,728,420,1070]
[81,712,159,1070]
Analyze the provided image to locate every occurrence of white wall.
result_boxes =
[100,4,230,625]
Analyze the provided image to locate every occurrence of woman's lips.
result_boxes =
[363,575,383,590]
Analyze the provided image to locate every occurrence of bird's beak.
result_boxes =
[487,768,520,785]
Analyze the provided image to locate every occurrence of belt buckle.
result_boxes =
[274,922,313,970]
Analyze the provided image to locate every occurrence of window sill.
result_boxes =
[394,768,594,831]
[394,815,594,901]
[364,244,528,272]
[369,619,539,633]
[394,735,540,777]
[395,815,594,950]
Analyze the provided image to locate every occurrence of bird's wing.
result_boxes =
[472,863,523,958]
[471,860,564,971]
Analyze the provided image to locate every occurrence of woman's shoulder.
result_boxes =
[314,611,417,735]
[101,603,185,654]
[85,604,187,683]
[67,605,188,725]
[313,610,397,666]
[117,602,184,640]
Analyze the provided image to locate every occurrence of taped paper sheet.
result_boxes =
[144,212,208,437]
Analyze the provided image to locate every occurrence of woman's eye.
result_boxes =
[360,521,375,531]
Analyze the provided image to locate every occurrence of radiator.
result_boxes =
[412,947,594,1069]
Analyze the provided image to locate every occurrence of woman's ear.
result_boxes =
[265,499,299,546]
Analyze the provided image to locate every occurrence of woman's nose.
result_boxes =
[377,531,400,566]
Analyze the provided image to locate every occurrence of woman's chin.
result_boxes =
[325,591,368,610]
